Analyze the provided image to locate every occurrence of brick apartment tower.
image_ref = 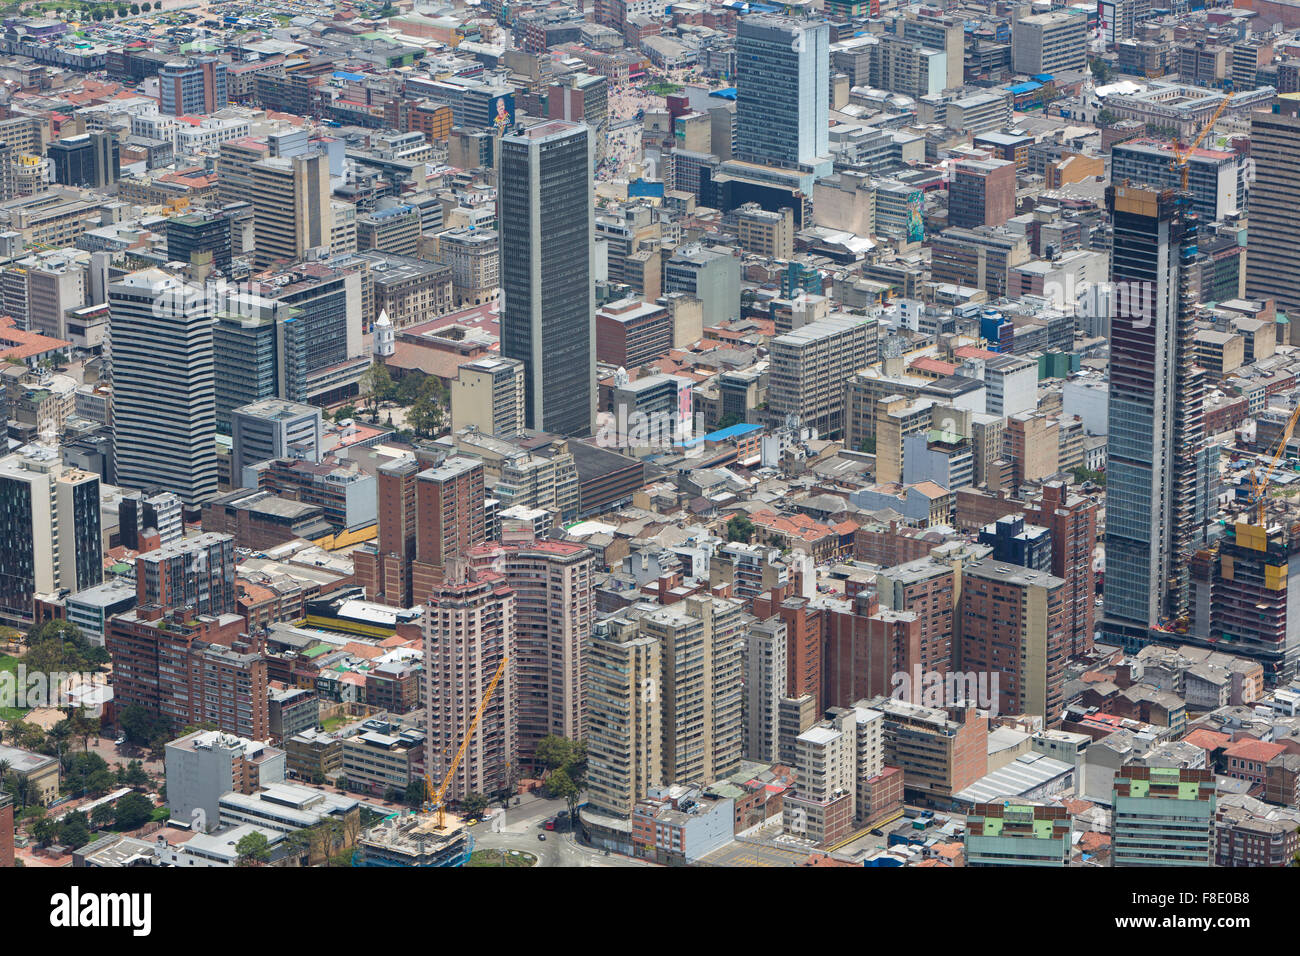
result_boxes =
[753,589,823,712]
[357,455,486,608]
[469,538,595,772]
[1024,481,1098,656]
[823,593,924,709]
[959,559,1067,724]
[106,605,269,739]
[423,565,517,801]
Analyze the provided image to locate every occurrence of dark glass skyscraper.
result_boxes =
[499,121,595,437]
[1102,185,1209,648]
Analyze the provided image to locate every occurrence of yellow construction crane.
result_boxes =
[1246,403,1300,527]
[423,655,509,830]
[1169,94,1230,190]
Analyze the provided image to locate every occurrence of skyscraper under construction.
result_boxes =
[1101,185,1211,649]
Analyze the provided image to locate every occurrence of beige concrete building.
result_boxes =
[250,151,334,269]
[451,355,526,441]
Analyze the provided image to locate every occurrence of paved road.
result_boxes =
[470,794,654,868]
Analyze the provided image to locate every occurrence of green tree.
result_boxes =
[31,816,56,846]
[56,811,91,849]
[545,766,581,823]
[235,830,271,866]
[461,792,489,820]
[726,514,755,543]
[534,735,576,772]
[359,362,395,418]
[407,377,448,437]
[90,802,115,830]
[715,412,744,430]
[334,403,357,423]
[113,792,153,830]
[404,778,427,807]
[130,3,139,12]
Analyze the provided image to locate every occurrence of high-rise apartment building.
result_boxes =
[107,606,267,739]
[135,532,237,616]
[159,57,228,116]
[735,15,830,170]
[586,616,663,817]
[109,269,219,508]
[411,456,487,603]
[422,567,517,801]
[0,447,101,623]
[1102,186,1209,648]
[469,539,594,770]
[948,159,1016,230]
[1112,766,1216,866]
[743,618,787,763]
[499,121,596,437]
[1024,481,1098,657]
[1246,97,1300,316]
[960,559,1068,724]
[638,595,745,784]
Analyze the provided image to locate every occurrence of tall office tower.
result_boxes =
[422,566,517,801]
[1246,98,1300,317]
[959,559,1068,724]
[1112,766,1216,866]
[0,447,101,623]
[469,539,595,770]
[1024,481,1098,657]
[212,297,286,435]
[135,533,237,616]
[499,121,596,437]
[109,269,219,508]
[158,57,228,116]
[948,159,1016,229]
[48,130,119,188]
[250,151,334,268]
[586,616,663,818]
[1102,186,1208,647]
[410,456,487,602]
[638,595,745,784]
[734,15,830,170]
[742,618,788,763]
[166,212,233,278]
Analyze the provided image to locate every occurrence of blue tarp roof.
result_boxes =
[1007,81,1042,94]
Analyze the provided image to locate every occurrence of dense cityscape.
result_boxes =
[0,0,1292,900]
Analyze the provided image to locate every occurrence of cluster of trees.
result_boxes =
[53,2,153,20]
[537,735,586,823]
[1071,466,1107,488]
[23,619,109,675]
[356,363,449,437]
[726,513,755,544]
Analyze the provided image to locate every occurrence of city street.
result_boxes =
[469,794,655,868]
